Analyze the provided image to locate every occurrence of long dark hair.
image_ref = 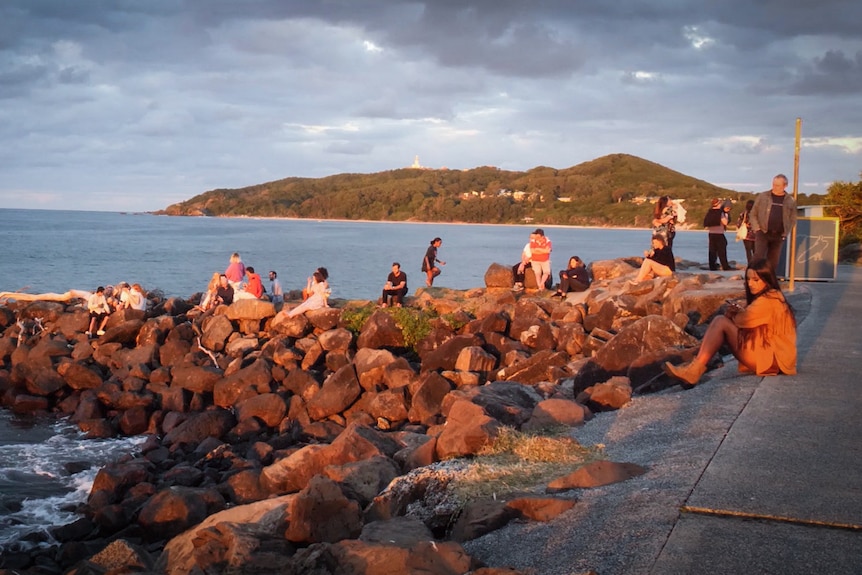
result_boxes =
[653,196,670,219]
[744,258,796,326]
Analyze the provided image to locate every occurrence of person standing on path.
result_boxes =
[529,228,552,291]
[749,173,798,274]
[704,199,732,271]
[737,199,756,265]
[422,237,445,287]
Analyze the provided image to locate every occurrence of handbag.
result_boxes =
[735,221,748,242]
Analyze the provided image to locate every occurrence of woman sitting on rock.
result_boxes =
[663,258,797,387]
[285,267,330,318]
[552,256,591,298]
[630,235,675,284]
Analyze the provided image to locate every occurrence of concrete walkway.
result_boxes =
[464,265,862,575]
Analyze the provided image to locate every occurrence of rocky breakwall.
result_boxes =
[0,258,745,575]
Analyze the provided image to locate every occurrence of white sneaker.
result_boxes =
[96,330,105,336]
[85,331,92,337]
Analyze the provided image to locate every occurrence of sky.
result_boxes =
[1,1,861,213]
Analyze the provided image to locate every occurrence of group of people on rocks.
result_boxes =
[84,283,148,337]
[2,173,799,390]
[196,252,328,320]
[510,228,592,297]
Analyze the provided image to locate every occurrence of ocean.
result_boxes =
[0,208,747,552]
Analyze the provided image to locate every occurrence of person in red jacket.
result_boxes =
[235,266,264,300]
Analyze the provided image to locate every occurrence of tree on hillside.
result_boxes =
[825,173,862,246]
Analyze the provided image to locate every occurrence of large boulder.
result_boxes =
[306,364,362,421]
[213,359,273,407]
[284,475,363,544]
[592,315,698,374]
[356,311,405,350]
[163,410,237,449]
[435,400,502,459]
[484,263,514,288]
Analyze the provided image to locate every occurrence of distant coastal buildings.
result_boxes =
[408,155,447,171]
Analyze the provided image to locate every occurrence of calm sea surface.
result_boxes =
[0,208,747,552]
[0,209,745,300]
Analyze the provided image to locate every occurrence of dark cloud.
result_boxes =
[0,0,860,211]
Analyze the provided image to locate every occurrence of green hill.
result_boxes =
[157,154,761,228]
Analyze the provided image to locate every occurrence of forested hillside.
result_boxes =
[159,154,796,228]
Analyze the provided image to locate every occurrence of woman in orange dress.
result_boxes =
[663,258,797,387]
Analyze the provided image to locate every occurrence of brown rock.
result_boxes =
[213,358,273,408]
[163,410,237,449]
[522,398,590,432]
[497,349,568,384]
[484,262,515,288]
[58,362,104,390]
[318,327,354,352]
[407,371,452,425]
[547,460,648,492]
[356,310,405,350]
[225,299,276,321]
[201,314,234,352]
[455,345,497,373]
[138,486,210,541]
[171,364,223,394]
[420,334,482,373]
[435,400,502,459]
[235,392,287,427]
[284,475,363,544]
[306,364,361,421]
[591,314,698,373]
[323,455,401,507]
[577,376,632,411]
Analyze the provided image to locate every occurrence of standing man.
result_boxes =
[529,228,552,291]
[749,174,798,273]
[268,270,283,304]
[703,199,732,271]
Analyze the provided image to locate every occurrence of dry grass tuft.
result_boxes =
[449,427,604,501]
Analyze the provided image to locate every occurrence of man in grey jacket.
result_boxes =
[748,174,798,273]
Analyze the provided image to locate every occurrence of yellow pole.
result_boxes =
[789,118,801,291]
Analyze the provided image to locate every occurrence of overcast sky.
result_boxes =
[1,1,860,212]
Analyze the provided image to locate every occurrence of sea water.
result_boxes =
[0,209,744,300]
[0,208,747,552]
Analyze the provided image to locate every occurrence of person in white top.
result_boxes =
[268,270,283,304]
[86,286,111,337]
[128,283,148,311]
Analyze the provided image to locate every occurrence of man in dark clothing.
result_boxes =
[749,174,798,273]
[215,274,234,306]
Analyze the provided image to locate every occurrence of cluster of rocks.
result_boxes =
[0,258,745,575]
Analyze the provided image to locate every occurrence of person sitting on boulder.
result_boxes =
[284,267,330,318]
[234,266,264,300]
[86,286,112,337]
[380,262,408,307]
[552,256,591,298]
[214,274,234,306]
[663,258,797,387]
[631,235,675,283]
